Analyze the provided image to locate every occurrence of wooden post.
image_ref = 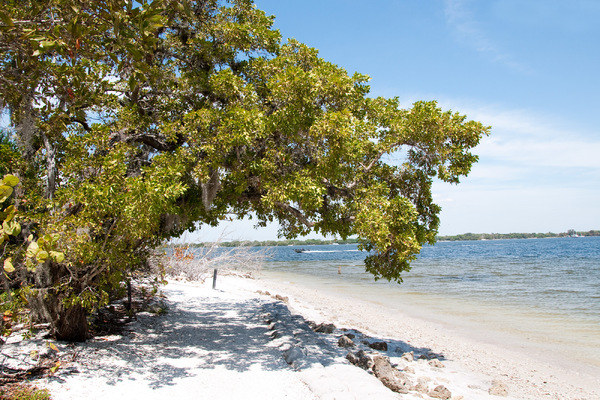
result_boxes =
[212,268,218,289]
[126,279,132,311]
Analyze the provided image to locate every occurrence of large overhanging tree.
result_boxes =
[0,0,489,341]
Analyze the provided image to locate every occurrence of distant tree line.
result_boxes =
[179,230,600,247]
[181,238,361,247]
[436,230,600,241]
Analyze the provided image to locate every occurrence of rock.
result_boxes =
[338,335,355,348]
[489,380,509,397]
[419,351,442,360]
[146,300,168,314]
[417,376,431,385]
[401,351,415,362]
[274,294,289,303]
[346,350,373,370]
[371,355,411,394]
[269,330,282,339]
[429,385,452,399]
[346,352,359,365]
[403,365,415,374]
[428,359,445,368]
[345,333,356,339]
[411,381,429,394]
[368,341,388,351]
[313,322,336,334]
[283,346,305,367]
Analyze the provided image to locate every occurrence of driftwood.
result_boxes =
[0,362,53,384]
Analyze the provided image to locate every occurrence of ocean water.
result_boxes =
[256,237,600,368]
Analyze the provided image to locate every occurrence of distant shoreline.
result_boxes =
[173,230,599,247]
[436,230,599,241]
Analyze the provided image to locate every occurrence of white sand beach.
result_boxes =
[4,274,599,399]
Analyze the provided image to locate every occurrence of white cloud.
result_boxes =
[477,137,600,169]
[429,99,600,171]
[427,98,600,234]
[443,0,531,73]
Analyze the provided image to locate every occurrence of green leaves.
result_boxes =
[3,258,14,273]
[2,175,18,187]
[0,186,13,203]
[25,234,65,268]
[0,0,490,342]
[0,175,18,203]
[25,241,40,259]
[2,219,21,236]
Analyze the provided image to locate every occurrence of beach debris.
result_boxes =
[313,322,336,334]
[428,359,445,368]
[346,350,373,370]
[337,335,355,348]
[371,355,411,394]
[428,384,452,399]
[401,351,415,362]
[488,379,509,397]
[367,341,388,351]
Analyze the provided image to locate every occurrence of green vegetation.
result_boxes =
[188,238,361,247]
[185,230,600,247]
[437,230,600,241]
[0,0,488,341]
[0,384,51,400]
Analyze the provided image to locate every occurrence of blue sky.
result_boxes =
[193,0,600,241]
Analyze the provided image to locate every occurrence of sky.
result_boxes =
[193,0,600,242]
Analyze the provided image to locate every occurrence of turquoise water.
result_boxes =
[256,237,600,367]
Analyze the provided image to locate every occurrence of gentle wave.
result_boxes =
[258,237,600,368]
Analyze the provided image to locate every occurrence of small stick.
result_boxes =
[212,269,218,289]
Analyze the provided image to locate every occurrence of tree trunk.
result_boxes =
[41,133,57,200]
[28,290,89,342]
[28,261,89,342]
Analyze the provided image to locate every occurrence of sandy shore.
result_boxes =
[251,275,600,400]
[3,274,599,399]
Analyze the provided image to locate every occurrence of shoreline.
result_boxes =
[8,274,598,399]
[259,265,600,370]
[248,273,600,399]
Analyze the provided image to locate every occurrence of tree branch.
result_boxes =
[275,202,314,228]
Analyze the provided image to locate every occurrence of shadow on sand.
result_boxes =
[49,284,441,390]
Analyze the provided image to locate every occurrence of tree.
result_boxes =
[0,0,490,341]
